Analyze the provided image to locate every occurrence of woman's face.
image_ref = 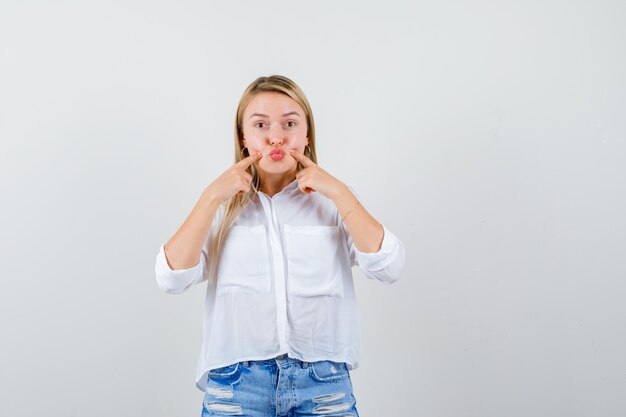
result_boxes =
[241,92,309,176]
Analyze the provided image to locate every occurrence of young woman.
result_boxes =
[155,75,405,417]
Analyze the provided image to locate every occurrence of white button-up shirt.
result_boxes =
[154,179,405,392]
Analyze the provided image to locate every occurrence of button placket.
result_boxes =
[259,195,289,351]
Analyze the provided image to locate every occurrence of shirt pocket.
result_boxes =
[283,224,345,298]
[216,224,271,295]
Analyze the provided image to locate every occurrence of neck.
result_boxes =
[259,168,297,197]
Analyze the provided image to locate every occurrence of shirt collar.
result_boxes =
[285,178,299,192]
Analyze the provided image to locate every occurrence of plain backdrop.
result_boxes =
[1,0,625,416]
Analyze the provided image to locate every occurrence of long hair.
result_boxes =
[207,75,317,285]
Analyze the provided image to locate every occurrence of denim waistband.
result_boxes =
[241,353,310,368]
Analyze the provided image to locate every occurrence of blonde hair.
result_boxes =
[207,75,317,285]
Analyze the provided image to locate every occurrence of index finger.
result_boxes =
[235,152,262,169]
[289,149,315,168]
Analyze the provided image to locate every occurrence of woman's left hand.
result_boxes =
[290,149,347,200]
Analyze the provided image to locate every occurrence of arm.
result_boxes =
[330,184,383,253]
[164,191,221,270]
[338,186,405,284]
[155,191,221,294]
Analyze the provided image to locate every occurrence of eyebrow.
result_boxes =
[249,111,301,119]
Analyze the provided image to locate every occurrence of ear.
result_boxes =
[242,138,247,147]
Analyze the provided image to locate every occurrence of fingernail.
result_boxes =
[257,152,262,157]
[289,149,295,154]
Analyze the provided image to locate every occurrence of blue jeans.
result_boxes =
[201,354,360,416]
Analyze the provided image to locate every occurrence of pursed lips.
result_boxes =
[269,149,286,160]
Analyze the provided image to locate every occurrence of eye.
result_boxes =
[255,122,265,128]
[286,121,296,127]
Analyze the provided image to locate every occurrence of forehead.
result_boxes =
[244,92,304,117]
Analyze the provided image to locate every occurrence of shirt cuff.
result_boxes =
[353,224,402,271]
[155,244,204,294]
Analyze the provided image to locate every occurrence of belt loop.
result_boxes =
[242,360,249,367]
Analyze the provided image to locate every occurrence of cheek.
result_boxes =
[243,136,263,150]
[292,134,308,148]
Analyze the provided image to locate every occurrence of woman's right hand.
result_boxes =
[202,152,262,204]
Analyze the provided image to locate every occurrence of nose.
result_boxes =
[268,125,285,146]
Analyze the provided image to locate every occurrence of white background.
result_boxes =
[1,0,625,416]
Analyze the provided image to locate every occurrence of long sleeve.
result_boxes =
[154,205,223,294]
[154,239,209,294]
[341,185,406,284]
[344,223,405,284]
